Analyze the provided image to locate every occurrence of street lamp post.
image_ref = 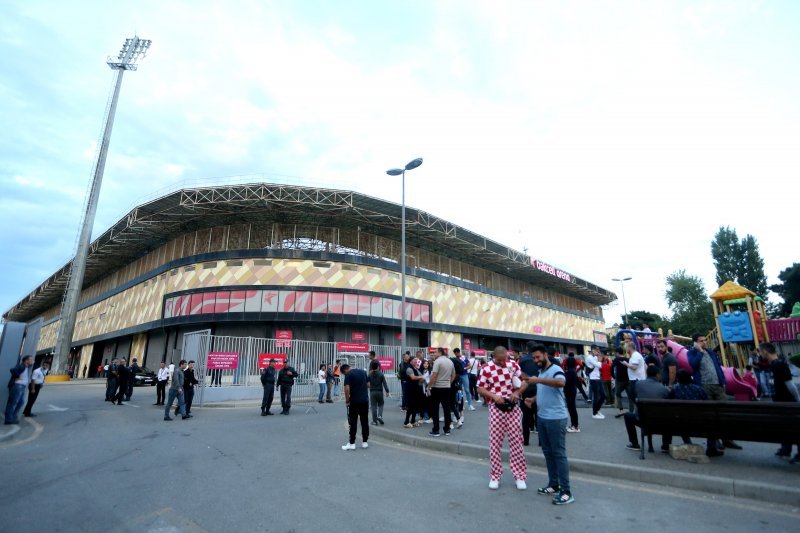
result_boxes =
[52,36,151,374]
[386,158,423,357]
[612,277,632,327]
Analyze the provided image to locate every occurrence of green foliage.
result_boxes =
[739,235,768,297]
[665,270,714,336]
[711,226,740,286]
[769,263,800,316]
[625,310,666,332]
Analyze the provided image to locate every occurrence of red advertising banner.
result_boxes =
[337,342,370,353]
[275,330,293,340]
[351,331,366,341]
[428,347,449,355]
[463,338,471,352]
[377,357,394,370]
[258,353,286,369]
[395,332,402,340]
[472,349,487,356]
[207,351,239,370]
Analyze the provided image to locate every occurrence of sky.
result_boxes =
[1,0,798,328]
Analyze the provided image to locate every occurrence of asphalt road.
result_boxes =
[1,382,798,532]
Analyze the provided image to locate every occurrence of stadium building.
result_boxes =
[3,183,616,376]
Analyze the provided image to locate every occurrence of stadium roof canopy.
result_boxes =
[3,183,616,321]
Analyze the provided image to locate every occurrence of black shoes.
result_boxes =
[164,416,173,421]
[182,415,193,420]
[377,418,384,425]
[706,448,724,457]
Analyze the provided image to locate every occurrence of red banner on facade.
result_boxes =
[351,331,366,341]
[337,342,369,353]
[258,353,286,369]
[207,351,239,370]
[377,357,394,370]
[275,330,292,340]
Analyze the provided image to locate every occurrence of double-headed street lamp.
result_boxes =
[386,158,423,356]
[612,276,632,327]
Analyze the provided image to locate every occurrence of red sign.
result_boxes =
[463,338,471,352]
[395,332,403,340]
[533,325,543,334]
[258,353,286,369]
[472,349,487,356]
[351,331,366,341]
[427,347,449,355]
[337,342,370,353]
[208,351,239,370]
[275,330,292,340]
[530,259,572,283]
[377,357,394,370]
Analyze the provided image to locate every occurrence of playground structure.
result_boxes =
[708,281,770,371]
[614,328,757,401]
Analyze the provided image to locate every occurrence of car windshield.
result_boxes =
[138,367,154,373]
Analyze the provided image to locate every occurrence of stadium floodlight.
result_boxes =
[385,158,424,357]
[52,36,151,375]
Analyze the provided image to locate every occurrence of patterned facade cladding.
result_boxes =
[431,331,462,350]
[36,258,604,351]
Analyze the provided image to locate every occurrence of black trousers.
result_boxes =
[404,387,421,425]
[114,380,128,403]
[156,381,167,404]
[23,385,42,416]
[430,387,452,433]
[105,378,117,400]
[590,380,606,414]
[280,385,292,412]
[261,384,274,412]
[564,390,578,429]
[348,402,369,444]
[450,385,461,419]
[184,388,194,413]
[468,374,478,400]
[521,397,537,444]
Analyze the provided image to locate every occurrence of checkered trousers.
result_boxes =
[488,403,526,481]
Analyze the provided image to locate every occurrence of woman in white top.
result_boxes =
[317,364,327,403]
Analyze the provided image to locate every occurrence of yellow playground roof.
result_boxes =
[710,281,756,301]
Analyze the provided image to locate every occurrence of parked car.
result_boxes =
[132,366,157,386]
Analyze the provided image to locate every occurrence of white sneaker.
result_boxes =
[567,426,581,433]
[469,405,476,411]
[456,420,464,428]
[439,417,445,422]
[423,419,432,424]
[459,416,465,424]
[341,443,356,451]
[489,479,499,490]
[592,413,605,419]
[516,479,528,490]
[361,442,369,449]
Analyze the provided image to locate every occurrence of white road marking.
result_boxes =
[47,405,69,411]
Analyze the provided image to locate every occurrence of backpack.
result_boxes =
[450,357,466,376]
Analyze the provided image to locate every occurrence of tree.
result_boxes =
[665,270,714,336]
[625,310,666,332]
[770,263,800,316]
[738,235,768,297]
[711,226,740,286]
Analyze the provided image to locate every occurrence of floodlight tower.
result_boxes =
[52,36,151,374]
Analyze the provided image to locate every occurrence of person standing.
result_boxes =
[317,364,327,403]
[622,341,646,409]
[467,353,481,403]
[333,360,342,397]
[448,350,465,428]
[113,358,130,406]
[105,358,118,402]
[164,360,190,420]
[5,356,32,425]
[563,357,580,433]
[612,347,630,417]
[477,346,528,490]
[527,344,574,505]
[657,340,678,388]
[585,345,606,419]
[277,359,297,415]
[368,360,390,425]
[126,358,141,401]
[600,351,614,405]
[759,343,800,463]
[23,361,49,417]
[403,356,425,427]
[428,347,455,437]
[180,361,198,415]
[325,363,335,403]
[341,363,370,450]
[155,362,169,406]
[518,343,540,445]
[260,358,277,416]
[399,352,411,411]
[454,348,475,411]
[687,333,741,455]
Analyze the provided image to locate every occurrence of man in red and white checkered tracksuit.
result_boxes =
[477,346,529,490]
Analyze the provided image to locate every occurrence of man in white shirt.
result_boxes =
[23,361,49,417]
[622,341,646,407]
[155,362,170,406]
[585,346,605,419]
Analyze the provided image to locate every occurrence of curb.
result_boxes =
[0,424,21,442]
[371,426,800,507]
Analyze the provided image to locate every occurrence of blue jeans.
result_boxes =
[334,379,340,396]
[538,417,570,492]
[318,383,325,402]
[165,389,186,418]
[459,374,473,408]
[5,384,27,423]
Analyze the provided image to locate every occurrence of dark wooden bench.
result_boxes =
[635,399,800,460]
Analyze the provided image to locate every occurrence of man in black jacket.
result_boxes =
[277,360,297,415]
[177,360,199,416]
[260,359,277,416]
[125,358,141,401]
[113,359,130,405]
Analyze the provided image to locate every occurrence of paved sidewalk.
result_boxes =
[370,399,800,506]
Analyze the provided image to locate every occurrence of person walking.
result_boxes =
[341,363,370,450]
[317,364,327,403]
[277,359,297,415]
[527,344,574,505]
[125,358,141,401]
[612,347,631,417]
[155,362,169,406]
[454,348,475,411]
[467,353,482,404]
[260,358,277,416]
[585,345,606,419]
[600,350,614,405]
[164,360,190,420]
[429,347,455,437]
[5,356,32,425]
[368,360,390,425]
[113,358,130,406]
[563,357,580,433]
[621,341,646,411]
[23,361,49,417]
[105,358,118,402]
[477,346,528,490]
[180,361,199,415]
